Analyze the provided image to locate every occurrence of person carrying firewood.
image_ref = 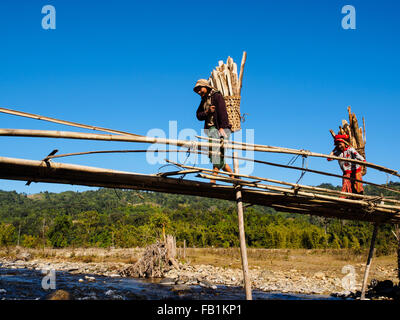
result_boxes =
[327,134,366,196]
[193,79,233,183]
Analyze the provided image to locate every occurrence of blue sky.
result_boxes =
[0,0,399,193]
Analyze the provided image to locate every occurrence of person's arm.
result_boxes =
[213,93,230,134]
[351,148,365,162]
[327,148,340,161]
[196,102,207,121]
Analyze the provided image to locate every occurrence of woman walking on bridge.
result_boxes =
[328,134,366,196]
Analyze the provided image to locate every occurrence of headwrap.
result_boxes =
[334,134,350,145]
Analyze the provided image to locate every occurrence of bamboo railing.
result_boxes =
[0,106,399,225]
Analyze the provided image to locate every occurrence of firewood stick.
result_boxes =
[238,51,247,94]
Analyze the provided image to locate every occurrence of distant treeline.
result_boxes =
[0,182,399,254]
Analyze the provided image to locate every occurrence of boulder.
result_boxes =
[45,290,74,300]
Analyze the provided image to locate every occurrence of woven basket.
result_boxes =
[224,95,241,132]
[356,147,367,176]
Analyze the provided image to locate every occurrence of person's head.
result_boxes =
[193,79,212,97]
[336,141,347,152]
[196,86,208,97]
[334,134,349,152]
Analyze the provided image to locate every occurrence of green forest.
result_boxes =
[0,182,399,255]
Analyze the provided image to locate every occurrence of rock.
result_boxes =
[109,273,120,278]
[84,276,96,282]
[313,272,325,280]
[371,280,395,296]
[171,284,191,292]
[105,290,115,296]
[0,289,6,294]
[160,278,176,285]
[45,290,74,300]
[199,280,217,290]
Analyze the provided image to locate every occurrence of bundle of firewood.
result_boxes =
[207,52,247,132]
[330,106,367,175]
[209,56,239,96]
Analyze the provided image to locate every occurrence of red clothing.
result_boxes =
[328,146,365,196]
[341,170,364,197]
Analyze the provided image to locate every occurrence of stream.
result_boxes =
[0,267,345,300]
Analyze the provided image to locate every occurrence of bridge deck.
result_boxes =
[1,156,399,224]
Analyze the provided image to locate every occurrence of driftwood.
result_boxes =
[122,235,179,278]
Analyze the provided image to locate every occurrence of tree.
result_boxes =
[150,212,171,240]
[47,215,73,248]
[0,223,15,248]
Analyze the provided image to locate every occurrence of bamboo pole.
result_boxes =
[1,127,396,178]
[233,152,252,300]
[1,127,399,195]
[196,173,399,212]
[361,223,379,300]
[168,160,400,205]
[238,51,247,94]
[34,144,400,204]
[0,107,143,137]
[196,135,301,153]
[0,155,398,223]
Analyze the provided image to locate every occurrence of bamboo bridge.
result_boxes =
[0,106,399,300]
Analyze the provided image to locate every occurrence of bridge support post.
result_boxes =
[360,223,379,300]
[394,225,400,283]
[233,152,252,300]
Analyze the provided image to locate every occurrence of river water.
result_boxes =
[0,267,345,300]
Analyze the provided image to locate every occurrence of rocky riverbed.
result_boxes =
[0,255,351,298]
[1,248,398,300]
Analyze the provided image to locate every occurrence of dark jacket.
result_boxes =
[196,90,231,130]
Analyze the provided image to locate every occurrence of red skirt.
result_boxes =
[341,170,364,196]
